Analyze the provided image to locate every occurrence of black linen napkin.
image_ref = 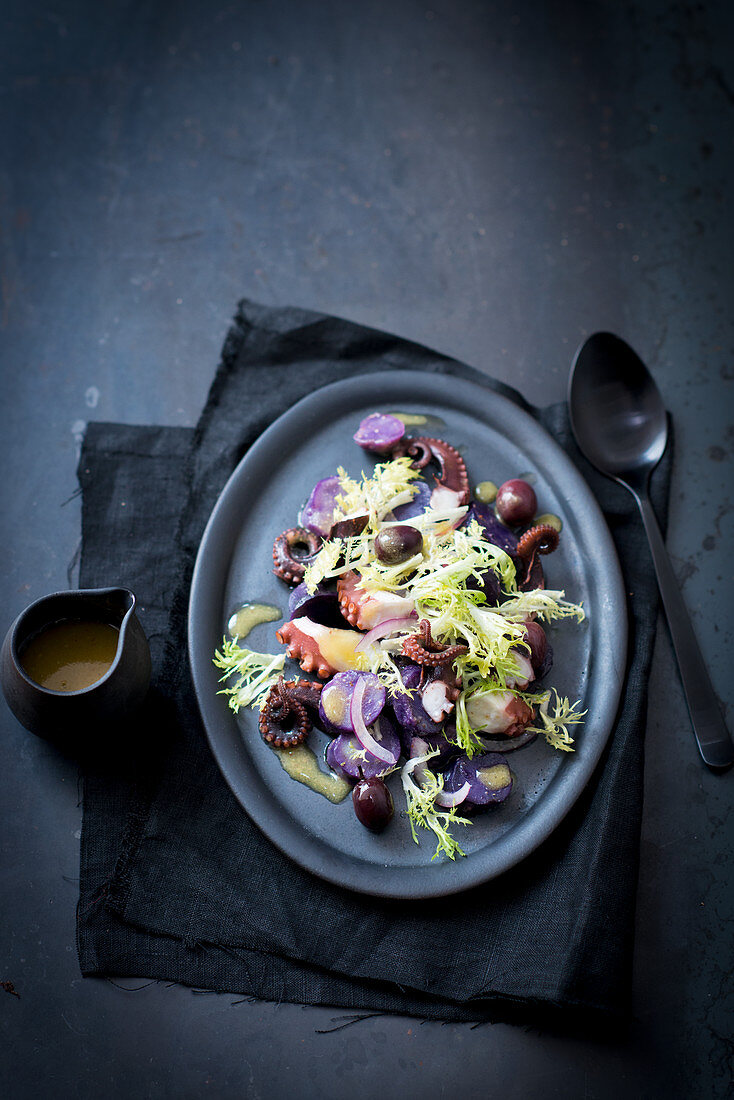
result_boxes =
[76,300,670,1025]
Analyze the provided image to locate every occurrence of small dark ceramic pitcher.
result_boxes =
[1,587,151,748]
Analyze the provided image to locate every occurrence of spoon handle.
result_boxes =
[635,491,733,772]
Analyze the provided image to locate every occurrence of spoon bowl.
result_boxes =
[569,332,733,772]
[570,332,667,489]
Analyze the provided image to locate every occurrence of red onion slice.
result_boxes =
[434,781,471,808]
[355,613,418,652]
[408,737,433,787]
[351,678,398,765]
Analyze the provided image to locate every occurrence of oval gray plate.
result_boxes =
[188,371,627,899]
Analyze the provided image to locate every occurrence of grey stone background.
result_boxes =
[1,1,732,1096]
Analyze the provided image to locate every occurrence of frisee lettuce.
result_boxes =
[212,638,285,712]
[498,588,585,623]
[525,689,588,751]
[333,458,421,528]
[401,751,472,860]
[453,689,488,758]
[367,645,417,698]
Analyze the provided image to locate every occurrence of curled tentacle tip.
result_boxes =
[390,436,470,507]
[517,523,560,559]
[259,679,312,748]
[273,527,322,585]
[402,619,469,667]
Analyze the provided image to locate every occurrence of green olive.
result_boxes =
[374,525,423,565]
[534,512,563,533]
[475,480,498,504]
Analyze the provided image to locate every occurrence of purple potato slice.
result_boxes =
[300,476,343,537]
[391,663,444,745]
[465,566,501,606]
[464,503,519,559]
[391,478,432,521]
[410,728,457,768]
[318,670,386,736]
[420,720,461,766]
[445,752,513,806]
[288,580,342,625]
[325,713,401,780]
[353,413,405,454]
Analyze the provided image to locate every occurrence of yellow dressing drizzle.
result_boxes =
[273,744,352,803]
[228,603,281,640]
[388,411,446,427]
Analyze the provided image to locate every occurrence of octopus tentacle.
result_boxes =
[515,524,559,592]
[337,570,364,629]
[337,570,416,631]
[427,662,463,701]
[286,678,323,710]
[502,696,535,739]
[390,437,433,469]
[272,527,322,585]
[516,524,560,559]
[402,619,468,667]
[518,552,545,592]
[276,617,364,678]
[391,436,470,506]
[259,678,312,748]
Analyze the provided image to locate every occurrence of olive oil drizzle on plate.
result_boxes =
[227,602,281,640]
[273,744,352,804]
[389,411,446,427]
[227,601,349,802]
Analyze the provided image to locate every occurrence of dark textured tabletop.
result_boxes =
[1,1,733,1097]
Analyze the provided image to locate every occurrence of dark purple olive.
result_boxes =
[495,479,537,527]
[329,515,369,539]
[374,525,423,565]
[535,640,553,680]
[352,777,394,832]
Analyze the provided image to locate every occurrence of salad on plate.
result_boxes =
[213,412,585,860]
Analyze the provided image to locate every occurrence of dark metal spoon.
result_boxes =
[569,332,733,772]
